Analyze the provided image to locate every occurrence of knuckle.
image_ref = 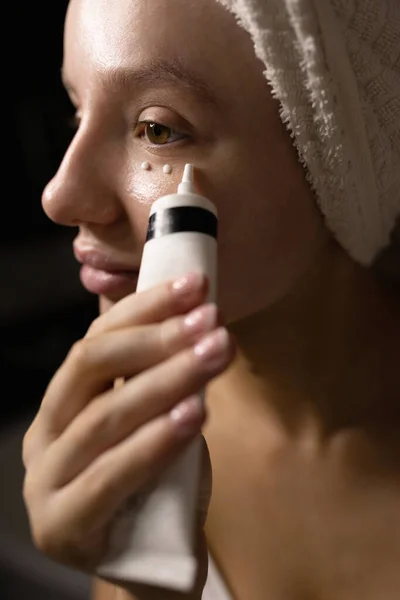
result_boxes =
[23,477,45,539]
[86,315,103,337]
[85,403,117,440]
[68,338,97,373]
[24,494,73,564]
[22,413,47,468]
[158,320,178,357]
[22,464,44,506]
[30,516,59,557]
[22,427,35,468]
[160,314,189,357]
[22,471,33,504]
[83,460,118,502]
[185,344,200,373]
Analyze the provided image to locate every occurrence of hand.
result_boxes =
[22,273,234,593]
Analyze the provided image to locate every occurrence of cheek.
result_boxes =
[125,171,166,206]
[121,159,185,237]
[198,146,280,252]
[198,142,325,322]
[195,161,274,320]
[124,152,186,202]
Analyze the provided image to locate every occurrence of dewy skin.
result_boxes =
[97,164,218,592]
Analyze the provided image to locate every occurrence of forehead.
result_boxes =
[64,0,262,99]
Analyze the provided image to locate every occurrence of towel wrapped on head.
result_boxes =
[217,0,400,278]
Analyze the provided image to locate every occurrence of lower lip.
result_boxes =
[80,264,139,296]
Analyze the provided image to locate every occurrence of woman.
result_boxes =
[22,0,400,598]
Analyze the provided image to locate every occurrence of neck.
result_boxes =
[209,240,400,439]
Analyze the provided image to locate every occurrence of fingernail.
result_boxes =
[193,327,230,363]
[183,303,217,335]
[172,272,204,296]
[170,396,204,435]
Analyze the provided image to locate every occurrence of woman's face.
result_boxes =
[43,0,328,322]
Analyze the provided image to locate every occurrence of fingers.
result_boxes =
[22,411,49,470]
[38,273,209,440]
[22,271,219,586]
[44,327,234,487]
[25,401,205,569]
[65,400,204,525]
[86,272,208,338]
[39,303,219,445]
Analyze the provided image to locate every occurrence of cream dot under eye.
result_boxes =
[141,161,151,170]
[163,164,172,174]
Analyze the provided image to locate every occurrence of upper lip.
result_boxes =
[73,243,140,273]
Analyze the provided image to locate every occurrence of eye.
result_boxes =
[135,121,187,145]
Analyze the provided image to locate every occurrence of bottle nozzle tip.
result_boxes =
[178,164,196,194]
[182,163,194,182]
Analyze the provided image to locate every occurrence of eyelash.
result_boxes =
[134,121,188,146]
[68,114,189,148]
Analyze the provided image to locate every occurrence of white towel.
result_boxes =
[216,0,400,268]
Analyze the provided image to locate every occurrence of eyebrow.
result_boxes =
[62,58,221,107]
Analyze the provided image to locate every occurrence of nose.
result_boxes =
[42,123,123,227]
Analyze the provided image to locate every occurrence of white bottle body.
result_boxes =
[138,190,218,310]
[138,235,216,302]
[97,190,218,592]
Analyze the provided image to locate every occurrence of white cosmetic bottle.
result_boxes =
[97,164,218,592]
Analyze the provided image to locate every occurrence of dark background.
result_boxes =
[3,1,98,428]
[1,3,96,598]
